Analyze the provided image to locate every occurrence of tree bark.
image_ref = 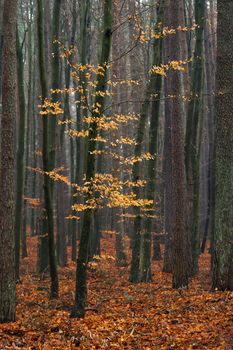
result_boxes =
[164,0,189,289]
[129,10,163,282]
[139,2,164,282]
[185,0,205,275]
[14,28,27,281]
[0,0,18,323]
[212,0,233,291]
[37,0,59,298]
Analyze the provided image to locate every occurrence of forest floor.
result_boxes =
[0,235,233,350]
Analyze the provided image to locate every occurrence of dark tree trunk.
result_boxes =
[163,88,173,273]
[212,0,233,291]
[129,2,164,282]
[37,0,59,298]
[112,0,127,268]
[201,2,216,254]
[139,2,163,282]
[0,0,4,104]
[71,0,112,318]
[163,0,173,274]
[185,0,205,275]
[0,0,18,323]
[164,0,189,289]
[15,28,27,281]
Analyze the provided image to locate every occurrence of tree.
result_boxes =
[212,0,233,291]
[0,0,18,323]
[69,0,91,262]
[0,0,4,104]
[37,0,59,298]
[139,1,164,282]
[201,0,216,254]
[162,2,173,273]
[15,27,27,281]
[71,0,113,318]
[50,0,66,267]
[129,3,163,283]
[112,0,127,268]
[185,0,205,275]
[164,0,188,288]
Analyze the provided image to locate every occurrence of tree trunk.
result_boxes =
[185,0,205,275]
[37,0,59,298]
[69,0,90,261]
[15,28,27,281]
[201,1,216,254]
[129,2,163,283]
[0,0,18,323]
[212,0,233,291]
[112,0,127,268]
[0,0,4,104]
[163,81,173,272]
[139,2,163,282]
[164,0,189,289]
[71,0,112,318]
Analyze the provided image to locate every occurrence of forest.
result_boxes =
[0,0,233,349]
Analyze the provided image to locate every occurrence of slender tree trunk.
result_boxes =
[14,28,27,281]
[90,210,101,258]
[162,0,173,273]
[68,0,78,258]
[112,0,127,268]
[37,0,59,298]
[22,1,34,257]
[50,0,61,185]
[30,24,37,237]
[163,82,173,272]
[129,3,163,283]
[71,0,112,318]
[139,2,163,282]
[185,0,205,275]
[69,0,90,261]
[201,1,215,254]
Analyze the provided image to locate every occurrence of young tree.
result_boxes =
[69,0,91,262]
[0,0,18,323]
[112,0,127,268]
[139,1,164,282]
[71,0,113,318]
[212,0,233,291]
[129,3,163,283]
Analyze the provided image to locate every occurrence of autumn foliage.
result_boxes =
[0,235,232,349]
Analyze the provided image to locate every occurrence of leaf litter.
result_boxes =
[0,236,233,349]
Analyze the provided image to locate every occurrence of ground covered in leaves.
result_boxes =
[1,236,233,349]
